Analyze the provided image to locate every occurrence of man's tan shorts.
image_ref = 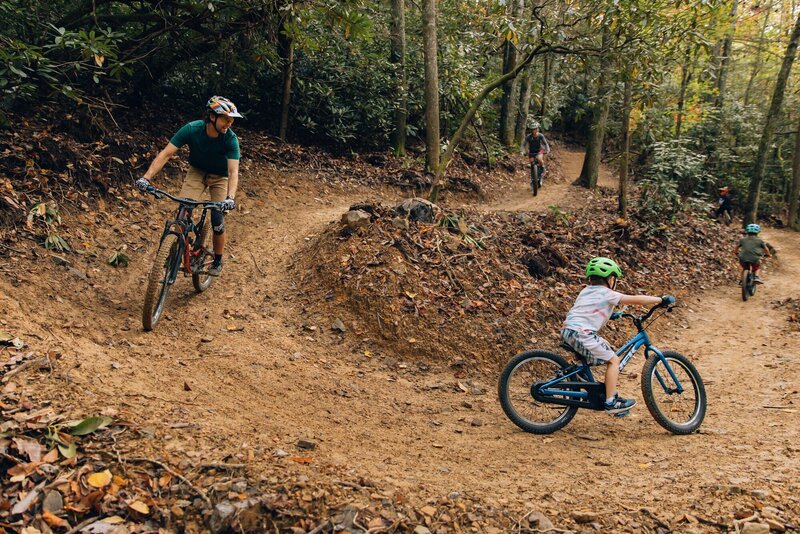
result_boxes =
[179,166,228,202]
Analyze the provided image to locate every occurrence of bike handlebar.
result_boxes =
[145,185,225,210]
[610,298,676,326]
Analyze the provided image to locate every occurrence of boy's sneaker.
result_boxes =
[208,259,223,277]
[604,394,636,415]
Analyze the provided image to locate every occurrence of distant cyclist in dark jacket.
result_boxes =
[521,121,551,170]
[714,186,733,223]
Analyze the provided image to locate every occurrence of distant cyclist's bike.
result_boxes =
[142,186,224,331]
[741,264,757,302]
[498,299,706,435]
[530,159,544,197]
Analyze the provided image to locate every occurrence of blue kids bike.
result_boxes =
[498,299,707,435]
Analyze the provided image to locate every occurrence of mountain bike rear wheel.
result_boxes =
[641,350,706,435]
[741,270,750,301]
[498,350,578,434]
[142,234,182,331]
[192,218,213,292]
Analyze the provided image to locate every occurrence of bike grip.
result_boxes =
[610,311,622,320]
[661,295,676,305]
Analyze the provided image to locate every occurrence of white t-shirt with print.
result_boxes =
[562,285,624,333]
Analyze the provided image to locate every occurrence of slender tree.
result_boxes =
[390,0,407,156]
[499,0,525,146]
[788,116,800,230]
[745,12,800,224]
[422,0,440,174]
[278,31,294,141]
[618,70,633,218]
[579,26,612,189]
[715,0,738,108]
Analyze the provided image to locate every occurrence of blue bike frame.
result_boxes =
[538,329,685,402]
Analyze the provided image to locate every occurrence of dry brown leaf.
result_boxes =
[87,470,112,488]
[42,510,68,528]
[13,437,43,462]
[288,456,313,464]
[129,500,150,514]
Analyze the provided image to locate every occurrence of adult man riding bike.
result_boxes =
[136,96,242,276]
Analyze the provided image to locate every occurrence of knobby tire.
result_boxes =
[640,350,706,435]
[498,350,578,434]
[142,234,181,331]
[741,270,750,301]
[531,164,540,197]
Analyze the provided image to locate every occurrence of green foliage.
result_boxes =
[645,140,710,196]
[108,248,130,267]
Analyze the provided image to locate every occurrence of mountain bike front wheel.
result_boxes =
[142,234,182,331]
[192,218,213,292]
[531,165,540,197]
[498,350,578,434]
[641,350,706,435]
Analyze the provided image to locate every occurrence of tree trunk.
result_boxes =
[499,0,525,147]
[540,53,553,118]
[788,116,800,230]
[422,0,440,174]
[390,0,407,156]
[744,8,771,107]
[579,27,612,189]
[745,12,800,224]
[514,62,534,146]
[619,73,632,219]
[715,0,739,108]
[429,46,542,201]
[674,16,700,139]
[278,31,294,141]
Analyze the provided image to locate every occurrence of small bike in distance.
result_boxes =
[498,298,707,435]
[530,159,544,197]
[141,185,224,331]
[741,264,757,302]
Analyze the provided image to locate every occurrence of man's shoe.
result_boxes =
[754,275,764,285]
[208,261,223,277]
[604,394,636,415]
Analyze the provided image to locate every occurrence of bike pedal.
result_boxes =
[613,410,631,418]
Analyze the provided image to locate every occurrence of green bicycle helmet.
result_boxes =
[586,257,623,279]
[745,223,760,234]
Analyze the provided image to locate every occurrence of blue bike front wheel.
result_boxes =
[641,351,706,434]
[498,350,578,434]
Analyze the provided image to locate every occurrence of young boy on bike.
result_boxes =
[738,224,772,284]
[561,257,672,414]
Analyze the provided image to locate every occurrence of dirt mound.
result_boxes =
[294,197,739,368]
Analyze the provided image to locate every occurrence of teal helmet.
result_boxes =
[745,223,760,234]
[586,257,622,279]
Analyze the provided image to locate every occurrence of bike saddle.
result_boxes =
[560,342,590,365]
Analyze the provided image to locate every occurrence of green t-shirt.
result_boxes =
[169,120,240,176]
[738,235,767,263]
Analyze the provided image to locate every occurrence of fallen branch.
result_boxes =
[249,250,266,275]
[2,355,52,383]
[125,457,211,506]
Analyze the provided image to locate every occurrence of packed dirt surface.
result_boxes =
[2,147,798,531]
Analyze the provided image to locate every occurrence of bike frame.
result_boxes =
[152,188,220,278]
[536,323,684,408]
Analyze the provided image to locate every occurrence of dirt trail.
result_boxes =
[4,148,799,528]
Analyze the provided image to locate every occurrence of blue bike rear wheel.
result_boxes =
[498,350,578,434]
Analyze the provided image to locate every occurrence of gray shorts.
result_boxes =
[561,328,616,366]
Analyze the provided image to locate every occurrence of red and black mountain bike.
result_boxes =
[141,186,223,331]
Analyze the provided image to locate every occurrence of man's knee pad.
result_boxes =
[211,210,225,235]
